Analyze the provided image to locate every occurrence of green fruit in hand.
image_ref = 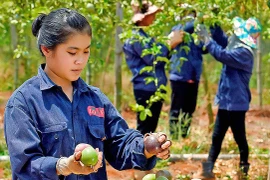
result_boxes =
[156,170,172,180]
[156,176,168,180]
[80,146,98,166]
[142,173,156,180]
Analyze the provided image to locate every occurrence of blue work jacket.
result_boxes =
[123,28,169,92]
[4,64,156,180]
[170,19,207,82]
[207,26,254,111]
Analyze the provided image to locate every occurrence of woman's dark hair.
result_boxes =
[32,8,92,56]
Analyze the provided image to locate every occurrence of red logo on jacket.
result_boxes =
[87,106,105,118]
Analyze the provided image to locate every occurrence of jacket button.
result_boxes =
[54,134,59,139]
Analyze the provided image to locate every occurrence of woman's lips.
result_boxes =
[71,69,82,75]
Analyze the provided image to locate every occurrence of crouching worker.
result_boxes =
[193,16,262,179]
[4,8,172,180]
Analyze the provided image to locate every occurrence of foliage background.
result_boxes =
[0,0,270,179]
[1,0,270,105]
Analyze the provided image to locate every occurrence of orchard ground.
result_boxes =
[0,91,269,180]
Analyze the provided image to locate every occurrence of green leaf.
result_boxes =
[145,108,152,117]
[10,20,18,24]
[140,66,153,74]
[156,56,170,63]
[179,57,188,62]
[139,111,146,121]
[130,103,145,112]
[158,84,168,92]
[180,46,190,55]
[141,49,152,57]
[144,77,155,84]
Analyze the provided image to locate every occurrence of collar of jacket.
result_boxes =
[38,63,90,93]
[226,34,254,56]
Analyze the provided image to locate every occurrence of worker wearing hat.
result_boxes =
[194,16,262,179]
[123,0,184,136]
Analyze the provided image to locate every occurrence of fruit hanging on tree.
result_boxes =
[86,3,95,13]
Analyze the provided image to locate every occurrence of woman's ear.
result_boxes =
[41,45,52,57]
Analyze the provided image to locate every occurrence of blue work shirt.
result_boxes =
[4,64,156,180]
[207,26,254,111]
[170,19,207,82]
[123,28,169,92]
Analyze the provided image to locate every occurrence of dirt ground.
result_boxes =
[105,105,270,180]
[0,91,269,180]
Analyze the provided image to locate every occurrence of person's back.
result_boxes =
[169,10,207,139]
[193,16,262,179]
[123,28,168,92]
[209,24,255,111]
[170,19,206,83]
[123,0,184,135]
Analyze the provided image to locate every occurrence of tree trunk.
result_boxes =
[114,2,123,111]
[10,24,19,90]
[24,36,31,78]
[101,38,113,89]
[256,36,262,108]
[202,61,214,132]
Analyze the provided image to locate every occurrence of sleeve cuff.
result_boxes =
[40,157,59,180]
[132,139,157,170]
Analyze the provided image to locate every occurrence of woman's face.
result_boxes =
[43,33,91,86]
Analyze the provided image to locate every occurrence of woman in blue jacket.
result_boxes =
[4,8,172,180]
[123,0,183,135]
[193,17,262,179]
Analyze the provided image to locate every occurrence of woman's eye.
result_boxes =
[68,52,76,55]
[84,51,90,54]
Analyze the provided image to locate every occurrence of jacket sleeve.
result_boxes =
[206,40,253,71]
[210,24,228,48]
[183,20,195,34]
[172,21,194,34]
[97,90,156,170]
[4,94,59,180]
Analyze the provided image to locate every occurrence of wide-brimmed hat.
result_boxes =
[233,16,262,48]
[131,0,162,23]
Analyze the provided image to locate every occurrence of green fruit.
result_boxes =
[142,173,156,180]
[86,3,95,13]
[156,170,172,180]
[156,176,168,180]
[80,146,98,166]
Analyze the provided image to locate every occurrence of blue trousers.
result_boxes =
[169,80,199,138]
[208,109,249,164]
[134,89,164,135]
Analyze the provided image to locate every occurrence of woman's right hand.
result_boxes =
[168,30,184,49]
[56,143,103,176]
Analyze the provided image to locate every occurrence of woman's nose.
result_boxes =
[75,56,85,64]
